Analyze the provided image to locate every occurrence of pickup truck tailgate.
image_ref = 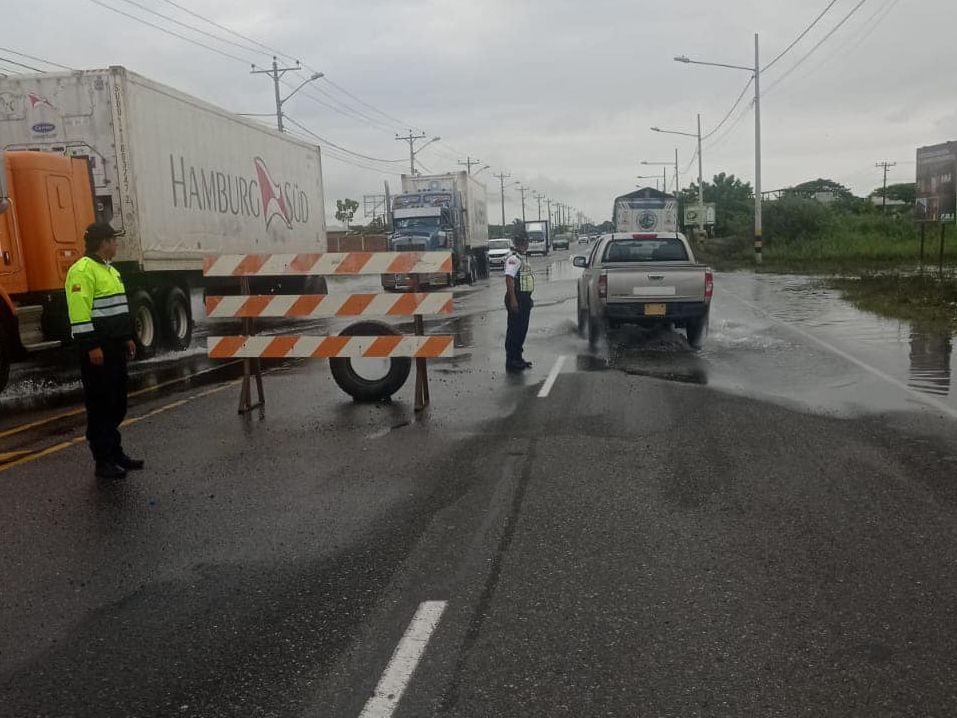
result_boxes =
[605,265,707,303]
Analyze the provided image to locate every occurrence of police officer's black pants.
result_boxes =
[504,292,534,364]
[80,341,129,464]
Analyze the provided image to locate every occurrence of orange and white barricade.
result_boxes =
[203,251,454,414]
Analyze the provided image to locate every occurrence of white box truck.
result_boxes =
[0,67,325,382]
[383,171,488,288]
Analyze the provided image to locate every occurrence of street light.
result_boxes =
[473,164,491,177]
[675,33,762,262]
[641,160,675,195]
[652,115,705,234]
[636,174,662,191]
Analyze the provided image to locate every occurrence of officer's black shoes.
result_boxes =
[95,462,127,480]
[522,360,533,368]
[115,454,145,470]
[505,360,527,373]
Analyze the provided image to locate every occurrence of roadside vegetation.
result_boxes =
[682,175,957,327]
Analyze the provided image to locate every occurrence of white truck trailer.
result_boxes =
[0,66,325,365]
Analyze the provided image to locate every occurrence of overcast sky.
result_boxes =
[4,0,953,225]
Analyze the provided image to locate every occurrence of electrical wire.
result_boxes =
[111,0,272,61]
[283,115,406,164]
[0,56,45,73]
[0,47,73,71]
[87,0,255,65]
[764,0,870,95]
[702,76,754,140]
[158,0,301,66]
[797,0,901,80]
[762,0,841,72]
[322,77,423,134]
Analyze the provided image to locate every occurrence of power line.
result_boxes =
[322,77,423,134]
[703,77,754,140]
[111,0,272,61]
[87,0,255,65]
[796,0,901,80]
[764,0,870,96]
[0,46,73,71]
[283,115,407,164]
[0,56,45,73]
[762,0,841,72]
[158,0,300,66]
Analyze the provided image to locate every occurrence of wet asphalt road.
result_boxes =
[2,251,957,717]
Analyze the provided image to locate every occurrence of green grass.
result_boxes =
[830,274,957,331]
[696,216,957,275]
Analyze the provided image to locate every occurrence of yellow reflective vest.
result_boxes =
[65,255,133,349]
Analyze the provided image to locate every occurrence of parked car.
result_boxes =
[486,238,512,269]
[574,232,713,349]
[553,234,570,250]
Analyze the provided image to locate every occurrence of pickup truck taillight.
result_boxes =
[598,272,608,301]
[705,271,714,299]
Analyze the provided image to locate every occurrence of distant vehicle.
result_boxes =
[553,234,570,250]
[573,232,713,349]
[524,220,550,256]
[577,235,590,245]
[383,171,488,289]
[486,238,512,269]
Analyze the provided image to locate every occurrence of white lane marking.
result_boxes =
[538,355,568,398]
[725,288,957,421]
[358,600,448,718]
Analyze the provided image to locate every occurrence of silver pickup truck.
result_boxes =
[573,232,713,348]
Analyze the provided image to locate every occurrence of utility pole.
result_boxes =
[458,156,481,175]
[395,130,428,174]
[493,172,511,238]
[251,56,304,132]
[534,192,544,220]
[876,161,897,213]
[697,114,704,234]
[545,197,553,228]
[516,184,529,223]
[753,32,763,263]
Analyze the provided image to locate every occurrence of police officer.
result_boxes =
[503,229,535,372]
[66,223,143,479]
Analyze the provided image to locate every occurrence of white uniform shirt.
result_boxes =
[504,251,534,293]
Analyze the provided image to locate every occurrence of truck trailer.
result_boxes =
[382,171,488,289]
[0,66,326,392]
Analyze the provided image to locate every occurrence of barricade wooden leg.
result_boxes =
[413,312,430,412]
[237,278,266,416]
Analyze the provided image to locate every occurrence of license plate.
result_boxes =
[645,303,667,316]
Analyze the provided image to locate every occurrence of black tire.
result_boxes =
[0,334,10,394]
[329,321,412,402]
[577,290,587,339]
[686,311,710,350]
[160,286,192,351]
[129,290,159,359]
[588,313,603,348]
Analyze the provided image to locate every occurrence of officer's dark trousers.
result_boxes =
[80,341,129,463]
[504,292,534,364]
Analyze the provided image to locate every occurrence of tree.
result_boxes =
[335,198,359,228]
[679,172,754,236]
[871,182,916,204]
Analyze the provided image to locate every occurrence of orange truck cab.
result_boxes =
[0,151,94,390]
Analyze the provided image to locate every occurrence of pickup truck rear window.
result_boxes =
[602,238,688,262]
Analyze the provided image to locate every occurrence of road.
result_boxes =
[2,251,957,717]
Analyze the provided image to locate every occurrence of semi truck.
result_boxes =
[382,171,488,289]
[524,220,550,255]
[0,67,326,393]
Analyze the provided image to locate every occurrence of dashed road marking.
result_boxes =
[538,355,567,398]
[358,600,447,718]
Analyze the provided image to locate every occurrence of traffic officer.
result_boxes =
[66,222,143,480]
[503,229,535,372]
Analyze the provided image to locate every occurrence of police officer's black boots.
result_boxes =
[95,462,127,480]
[114,453,145,470]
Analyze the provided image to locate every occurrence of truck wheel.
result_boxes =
[587,312,603,348]
[686,311,710,350]
[329,321,412,402]
[130,290,159,359]
[0,336,9,394]
[577,291,587,339]
[161,286,192,351]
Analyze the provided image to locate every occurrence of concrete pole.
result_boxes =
[697,113,705,234]
[753,32,763,264]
